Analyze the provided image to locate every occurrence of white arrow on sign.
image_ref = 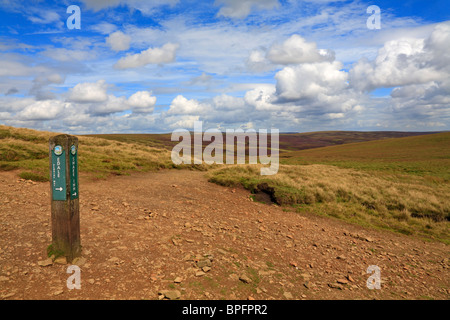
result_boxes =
[55,187,63,191]
[72,192,77,196]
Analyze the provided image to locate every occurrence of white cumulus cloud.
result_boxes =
[106,31,131,52]
[350,22,450,92]
[68,80,108,103]
[127,91,157,113]
[167,95,210,115]
[215,0,280,19]
[267,34,335,65]
[114,43,179,69]
[88,95,128,115]
[275,61,348,102]
[17,100,66,121]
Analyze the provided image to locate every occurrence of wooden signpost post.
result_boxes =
[49,135,81,263]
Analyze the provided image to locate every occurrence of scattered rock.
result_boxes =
[1,292,15,299]
[229,274,239,281]
[345,232,375,243]
[197,259,212,268]
[337,279,349,285]
[283,292,293,299]
[165,290,181,300]
[328,283,343,290]
[259,270,275,276]
[108,257,121,265]
[72,257,86,267]
[239,275,252,284]
[53,289,64,296]
[38,258,53,267]
[159,290,181,300]
[0,276,9,282]
[183,254,193,261]
[54,256,67,265]
[174,277,183,283]
[217,249,227,255]
[301,273,311,280]
[202,266,211,273]
[195,271,206,277]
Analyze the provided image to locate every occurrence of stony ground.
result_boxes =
[0,169,449,300]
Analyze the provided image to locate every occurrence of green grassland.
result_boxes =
[277,131,439,152]
[85,133,175,150]
[1,125,448,243]
[280,132,450,180]
[0,125,176,181]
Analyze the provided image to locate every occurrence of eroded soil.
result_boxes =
[0,169,449,300]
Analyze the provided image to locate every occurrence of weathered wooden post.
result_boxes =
[49,135,80,263]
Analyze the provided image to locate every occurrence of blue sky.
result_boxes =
[0,0,449,133]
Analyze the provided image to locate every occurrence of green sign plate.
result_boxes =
[70,145,79,200]
[51,146,66,201]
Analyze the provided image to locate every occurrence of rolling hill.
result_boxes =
[280,132,450,180]
[87,131,439,152]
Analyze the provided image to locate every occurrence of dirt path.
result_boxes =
[0,169,449,300]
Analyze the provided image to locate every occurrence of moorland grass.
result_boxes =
[2,125,448,243]
[207,163,449,243]
[0,125,175,181]
[280,132,450,180]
